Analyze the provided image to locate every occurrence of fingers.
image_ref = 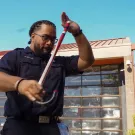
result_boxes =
[29,82,45,101]
[25,89,45,102]
[34,94,43,101]
[61,12,69,21]
[61,12,70,26]
[18,80,46,102]
[25,91,36,101]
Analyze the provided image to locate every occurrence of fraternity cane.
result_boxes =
[35,21,70,105]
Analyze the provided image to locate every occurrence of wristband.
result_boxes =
[72,29,82,37]
[14,78,25,91]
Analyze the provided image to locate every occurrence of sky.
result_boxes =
[0,0,135,51]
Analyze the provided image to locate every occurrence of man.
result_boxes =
[0,12,94,135]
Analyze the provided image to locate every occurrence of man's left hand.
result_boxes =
[61,12,80,35]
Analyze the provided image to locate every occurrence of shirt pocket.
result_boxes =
[48,64,64,81]
[44,64,64,92]
[19,57,41,80]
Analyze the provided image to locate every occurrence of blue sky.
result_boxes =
[0,0,135,51]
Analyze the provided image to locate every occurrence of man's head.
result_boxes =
[29,20,57,57]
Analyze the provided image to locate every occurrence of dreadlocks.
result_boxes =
[28,20,56,44]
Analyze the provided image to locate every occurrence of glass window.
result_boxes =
[82,120,101,129]
[64,98,81,107]
[63,108,81,117]
[102,97,120,107]
[65,76,81,86]
[0,117,6,127]
[102,87,119,95]
[82,108,101,118]
[102,108,120,118]
[82,98,100,106]
[102,120,120,130]
[101,65,118,74]
[63,119,82,128]
[83,66,100,75]
[0,107,4,116]
[64,86,81,96]
[63,64,121,133]
[70,131,81,135]
[82,75,101,86]
[82,86,101,96]
[0,98,6,106]
[0,93,6,97]
[102,74,119,86]
[102,132,120,135]
[82,131,100,135]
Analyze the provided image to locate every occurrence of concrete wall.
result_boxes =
[57,44,131,59]
[124,56,135,130]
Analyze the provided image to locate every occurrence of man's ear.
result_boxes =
[31,33,35,43]
[31,33,35,39]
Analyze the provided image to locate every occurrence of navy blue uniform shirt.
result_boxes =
[0,47,81,118]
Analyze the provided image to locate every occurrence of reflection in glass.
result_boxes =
[102,87,119,95]
[0,107,4,116]
[0,126,3,131]
[65,76,81,86]
[83,66,100,75]
[103,120,120,130]
[82,131,100,135]
[102,132,120,135]
[64,98,81,106]
[102,108,120,118]
[101,65,118,74]
[63,65,121,133]
[0,117,6,126]
[64,86,81,96]
[82,75,101,86]
[63,108,80,117]
[82,109,100,118]
[82,86,101,96]
[102,97,119,107]
[63,119,81,128]
[82,98,100,106]
[0,98,6,106]
[102,74,119,86]
[82,120,101,129]
[70,130,81,135]
[0,93,6,97]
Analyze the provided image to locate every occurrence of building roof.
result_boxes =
[0,50,11,58]
[59,37,131,51]
[0,50,10,56]
[0,37,131,58]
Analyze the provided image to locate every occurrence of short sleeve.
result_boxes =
[0,50,17,75]
[63,55,83,76]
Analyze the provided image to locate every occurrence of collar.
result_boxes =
[24,46,51,61]
[24,46,33,54]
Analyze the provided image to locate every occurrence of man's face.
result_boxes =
[31,24,57,56]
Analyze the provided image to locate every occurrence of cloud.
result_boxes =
[16,28,27,33]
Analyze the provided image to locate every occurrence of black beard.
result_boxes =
[34,44,52,59]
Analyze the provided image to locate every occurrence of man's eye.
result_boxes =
[43,36,49,40]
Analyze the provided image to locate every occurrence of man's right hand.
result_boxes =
[17,80,45,101]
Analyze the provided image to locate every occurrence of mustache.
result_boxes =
[43,46,53,52]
